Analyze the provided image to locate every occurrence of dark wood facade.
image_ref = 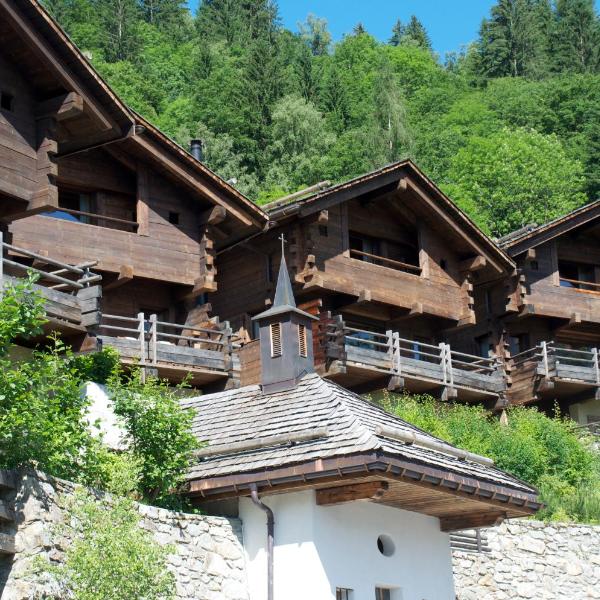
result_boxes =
[0,0,266,389]
[212,162,514,405]
[496,202,600,423]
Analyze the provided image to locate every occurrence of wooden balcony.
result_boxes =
[509,342,600,405]
[318,315,505,401]
[0,233,101,334]
[91,313,236,387]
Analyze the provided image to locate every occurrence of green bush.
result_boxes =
[39,490,175,600]
[0,277,198,507]
[377,392,600,523]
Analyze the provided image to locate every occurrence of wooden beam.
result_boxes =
[406,177,505,275]
[439,511,507,532]
[525,248,537,260]
[132,135,259,228]
[136,162,150,236]
[103,264,134,291]
[459,255,487,272]
[318,209,329,224]
[1,0,114,132]
[35,92,83,121]
[200,205,227,226]
[316,481,389,506]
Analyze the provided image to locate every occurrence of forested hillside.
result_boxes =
[42,0,600,236]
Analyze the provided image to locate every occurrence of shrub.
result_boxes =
[377,391,600,523]
[40,490,175,600]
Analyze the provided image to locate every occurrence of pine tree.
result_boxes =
[389,19,405,46]
[93,0,141,61]
[404,15,432,50]
[140,0,188,35]
[552,0,600,73]
[477,0,551,78]
[353,22,366,36]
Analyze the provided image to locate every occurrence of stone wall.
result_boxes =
[453,520,600,599]
[0,470,248,600]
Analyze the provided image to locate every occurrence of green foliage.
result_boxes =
[108,371,199,504]
[45,0,600,240]
[377,392,600,522]
[443,127,587,236]
[41,490,175,600]
[0,280,197,506]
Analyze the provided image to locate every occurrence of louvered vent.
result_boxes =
[298,324,307,357]
[270,323,282,357]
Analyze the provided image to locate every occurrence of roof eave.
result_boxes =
[186,451,540,515]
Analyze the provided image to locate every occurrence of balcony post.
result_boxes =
[593,348,600,385]
[222,321,234,377]
[445,344,455,388]
[137,312,146,381]
[541,341,549,378]
[149,314,158,366]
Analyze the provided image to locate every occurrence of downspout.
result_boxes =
[249,483,274,600]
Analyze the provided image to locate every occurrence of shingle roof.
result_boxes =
[182,373,535,496]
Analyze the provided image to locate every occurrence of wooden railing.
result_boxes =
[0,232,101,293]
[511,341,600,385]
[323,316,504,395]
[48,208,139,232]
[559,277,600,294]
[349,249,422,275]
[98,313,233,375]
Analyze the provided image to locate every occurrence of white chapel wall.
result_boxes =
[240,489,456,600]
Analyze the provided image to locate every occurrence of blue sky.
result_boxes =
[188,1,600,58]
[276,0,497,57]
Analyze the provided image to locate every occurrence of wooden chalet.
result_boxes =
[212,161,515,405]
[0,0,267,389]
[497,201,600,421]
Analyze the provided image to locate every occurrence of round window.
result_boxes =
[377,534,395,557]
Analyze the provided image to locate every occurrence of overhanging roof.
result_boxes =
[499,200,600,257]
[265,160,515,275]
[182,374,540,520]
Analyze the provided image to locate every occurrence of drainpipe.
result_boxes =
[249,483,274,600]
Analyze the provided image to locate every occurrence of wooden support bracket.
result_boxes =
[35,92,84,121]
[440,511,507,532]
[316,481,389,506]
[459,255,487,272]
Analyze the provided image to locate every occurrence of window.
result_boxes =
[48,190,93,224]
[319,225,328,237]
[168,211,179,224]
[298,324,307,357]
[529,260,539,271]
[375,588,392,600]
[508,333,530,356]
[336,589,353,600]
[484,289,493,315]
[349,230,420,275]
[376,534,395,557]
[0,91,14,112]
[270,322,282,357]
[559,260,597,291]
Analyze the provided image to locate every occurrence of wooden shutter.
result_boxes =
[298,324,307,357]
[270,323,282,357]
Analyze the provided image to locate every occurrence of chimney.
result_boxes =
[253,241,317,394]
[190,139,204,162]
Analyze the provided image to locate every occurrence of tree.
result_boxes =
[404,16,432,51]
[443,127,588,236]
[477,0,551,78]
[43,491,175,600]
[298,13,331,56]
[353,22,366,36]
[264,94,336,191]
[389,19,405,46]
[552,0,600,73]
[93,0,141,61]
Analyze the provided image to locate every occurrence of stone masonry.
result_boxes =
[453,519,600,599]
[0,469,248,600]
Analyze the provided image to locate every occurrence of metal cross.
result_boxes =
[279,233,286,256]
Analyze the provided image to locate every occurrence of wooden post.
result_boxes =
[541,341,549,378]
[137,312,146,382]
[149,314,158,366]
[593,347,600,385]
[222,321,234,376]
[439,342,447,384]
[386,329,394,373]
[445,343,455,388]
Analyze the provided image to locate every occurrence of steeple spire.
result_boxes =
[253,241,317,393]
